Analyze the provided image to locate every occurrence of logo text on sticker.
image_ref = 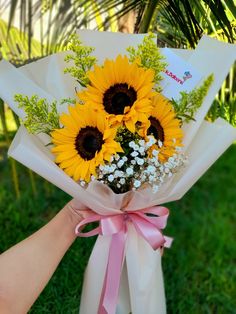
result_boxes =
[165,70,192,85]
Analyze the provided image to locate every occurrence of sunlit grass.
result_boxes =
[0,105,17,135]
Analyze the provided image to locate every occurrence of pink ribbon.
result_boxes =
[75,206,172,314]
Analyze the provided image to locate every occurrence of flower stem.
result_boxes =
[0,99,20,198]
[29,169,37,197]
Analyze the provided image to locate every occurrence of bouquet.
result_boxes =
[0,30,235,314]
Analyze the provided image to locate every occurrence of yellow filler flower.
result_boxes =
[141,94,183,162]
[78,55,155,133]
[51,105,123,182]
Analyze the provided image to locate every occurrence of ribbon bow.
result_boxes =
[75,206,171,314]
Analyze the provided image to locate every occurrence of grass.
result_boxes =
[0,143,236,314]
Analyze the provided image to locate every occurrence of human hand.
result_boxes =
[63,199,92,227]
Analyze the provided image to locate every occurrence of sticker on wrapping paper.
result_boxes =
[160,48,202,100]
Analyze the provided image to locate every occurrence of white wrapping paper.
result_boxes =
[0,31,235,314]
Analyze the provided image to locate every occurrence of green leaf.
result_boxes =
[172,74,214,123]
[14,94,61,135]
[64,34,97,87]
[126,33,167,91]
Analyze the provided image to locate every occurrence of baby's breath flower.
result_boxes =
[110,164,117,172]
[146,136,156,147]
[147,165,156,173]
[120,178,126,185]
[141,174,147,182]
[136,158,144,165]
[114,170,124,178]
[149,175,155,182]
[96,127,187,194]
[108,174,114,182]
[138,139,145,146]
[117,160,125,168]
[129,141,135,148]
[138,146,145,154]
[104,165,110,173]
[126,167,134,176]
[131,151,139,157]
[152,149,159,157]
[158,140,163,147]
[133,180,141,188]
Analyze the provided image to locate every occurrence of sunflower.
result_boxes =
[78,55,156,133]
[51,104,123,182]
[140,94,183,162]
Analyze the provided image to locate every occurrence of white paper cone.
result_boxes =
[18,51,76,101]
[117,262,131,314]
[182,35,236,147]
[8,126,129,215]
[79,236,112,314]
[125,226,165,314]
[0,31,235,314]
[0,60,54,119]
[161,118,236,203]
[79,228,165,314]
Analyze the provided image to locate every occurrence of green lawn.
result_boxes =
[0,143,236,314]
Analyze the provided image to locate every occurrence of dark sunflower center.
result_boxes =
[103,83,137,115]
[147,117,165,143]
[75,126,104,160]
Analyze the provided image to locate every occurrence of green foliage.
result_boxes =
[115,126,141,155]
[64,35,97,87]
[0,18,42,65]
[15,94,60,135]
[61,97,76,105]
[207,65,236,127]
[126,33,167,92]
[172,74,214,123]
[207,99,236,127]
[4,0,236,54]
[150,0,235,48]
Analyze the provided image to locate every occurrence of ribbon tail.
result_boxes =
[98,231,126,314]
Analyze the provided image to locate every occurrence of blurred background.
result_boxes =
[0,1,235,313]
